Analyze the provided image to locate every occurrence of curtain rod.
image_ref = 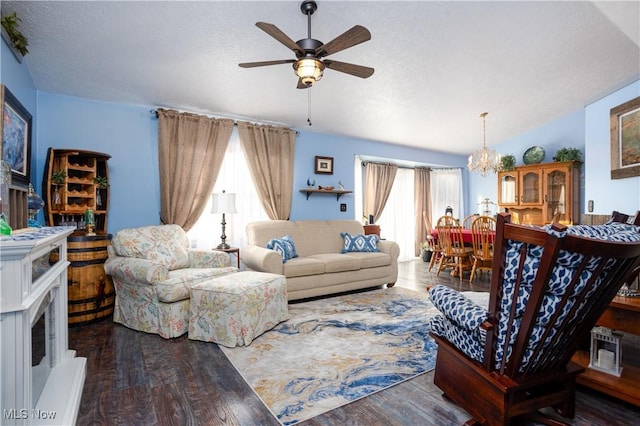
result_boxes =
[361,161,431,171]
[149,109,299,134]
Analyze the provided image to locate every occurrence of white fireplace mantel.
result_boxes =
[1,227,86,425]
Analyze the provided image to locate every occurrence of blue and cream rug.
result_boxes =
[219,286,442,425]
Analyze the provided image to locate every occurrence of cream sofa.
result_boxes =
[243,220,400,300]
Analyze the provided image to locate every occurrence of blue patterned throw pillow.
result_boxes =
[266,235,298,262]
[340,232,380,253]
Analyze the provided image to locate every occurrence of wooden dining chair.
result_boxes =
[469,215,496,282]
[422,211,441,271]
[461,214,479,229]
[435,215,473,281]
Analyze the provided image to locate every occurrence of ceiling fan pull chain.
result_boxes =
[307,89,312,126]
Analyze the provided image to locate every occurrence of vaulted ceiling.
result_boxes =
[4,1,639,155]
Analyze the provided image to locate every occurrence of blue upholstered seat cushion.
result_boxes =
[266,235,298,263]
[429,285,488,363]
[340,232,380,253]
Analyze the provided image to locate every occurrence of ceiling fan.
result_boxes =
[239,0,374,89]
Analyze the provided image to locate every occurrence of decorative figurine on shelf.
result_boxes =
[84,208,96,236]
[306,177,316,187]
[27,183,44,228]
[338,181,344,190]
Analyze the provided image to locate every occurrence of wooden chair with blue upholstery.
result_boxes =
[428,212,640,425]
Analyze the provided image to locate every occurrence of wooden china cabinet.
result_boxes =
[497,160,580,226]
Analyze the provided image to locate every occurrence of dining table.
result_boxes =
[430,228,476,245]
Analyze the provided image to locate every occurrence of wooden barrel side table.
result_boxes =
[66,233,114,326]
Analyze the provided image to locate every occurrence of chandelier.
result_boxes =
[467,112,502,177]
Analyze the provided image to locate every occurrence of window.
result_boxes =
[187,128,269,250]
[430,168,463,224]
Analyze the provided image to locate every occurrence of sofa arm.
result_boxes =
[428,285,488,331]
[188,249,231,268]
[104,255,169,285]
[378,239,400,260]
[242,244,284,274]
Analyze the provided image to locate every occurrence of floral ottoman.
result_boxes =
[188,271,288,347]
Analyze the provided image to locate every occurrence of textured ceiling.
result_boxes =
[4,1,639,155]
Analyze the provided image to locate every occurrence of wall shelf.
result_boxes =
[299,188,352,201]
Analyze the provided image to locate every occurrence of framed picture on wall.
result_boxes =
[0,84,32,186]
[611,96,640,180]
[315,156,334,174]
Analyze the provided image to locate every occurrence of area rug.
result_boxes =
[219,286,443,425]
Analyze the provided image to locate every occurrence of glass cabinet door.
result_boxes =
[498,172,518,205]
[520,170,542,205]
[545,168,568,223]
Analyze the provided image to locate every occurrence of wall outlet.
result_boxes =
[340,203,347,212]
[588,200,594,212]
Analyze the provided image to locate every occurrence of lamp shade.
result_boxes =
[211,192,237,214]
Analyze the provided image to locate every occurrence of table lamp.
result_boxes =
[211,190,237,249]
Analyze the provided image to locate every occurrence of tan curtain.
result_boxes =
[157,108,234,230]
[414,167,432,256]
[363,162,398,223]
[237,122,296,220]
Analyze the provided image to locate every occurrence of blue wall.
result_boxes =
[1,39,37,180]
[291,131,467,220]
[585,81,640,215]
[37,93,161,230]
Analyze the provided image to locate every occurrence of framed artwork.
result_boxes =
[315,156,333,174]
[611,96,640,179]
[1,84,32,186]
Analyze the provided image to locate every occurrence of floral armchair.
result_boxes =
[105,224,238,338]
[428,213,640,425]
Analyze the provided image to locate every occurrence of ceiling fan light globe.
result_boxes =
[294,58,324,85]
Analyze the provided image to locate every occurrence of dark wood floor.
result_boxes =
[70,260,640,425]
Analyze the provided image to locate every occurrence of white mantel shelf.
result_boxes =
[1,227,86,425]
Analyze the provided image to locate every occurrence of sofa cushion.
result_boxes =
[342,251,391,268]
[283,257,325,278]
[340,232,380,253]
[308,253,361,273]
[266,235,298,262]
[112,224,190,270]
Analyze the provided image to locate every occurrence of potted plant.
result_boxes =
[501,154,516,172]
[51,170,66,185]
[420,240,433,262]
[1,12,29,57]
[553,148,582,163]
[93,176,108,188]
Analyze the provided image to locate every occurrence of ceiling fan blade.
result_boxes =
[256,22,303,55]
[316,25,371,58]
[324,60,374,79]
[239,59,296,68]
